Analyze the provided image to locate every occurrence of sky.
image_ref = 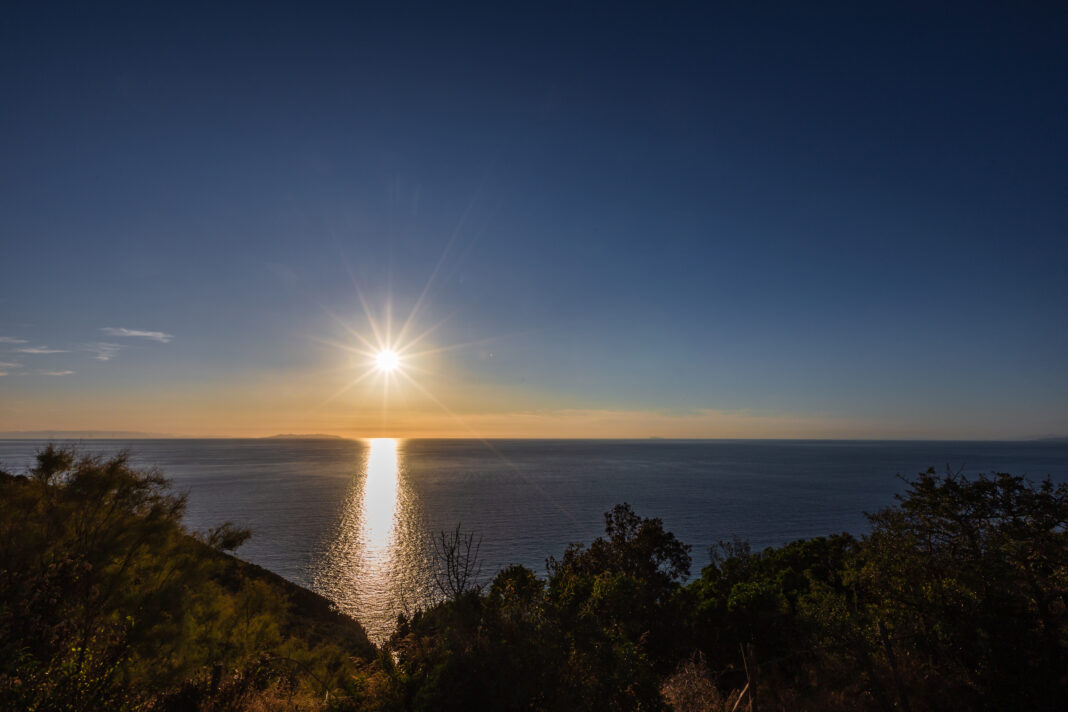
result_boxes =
[1,2,1066,439]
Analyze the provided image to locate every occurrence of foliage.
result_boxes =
[845,468,1068,711]
[362,472,1067,712]
[0,445,371,711]
[4,448,1066,711]
[685,468,1068,711]
[689,533,858,699]
[369,504,690,711]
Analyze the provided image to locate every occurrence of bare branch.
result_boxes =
[431,523,483,599]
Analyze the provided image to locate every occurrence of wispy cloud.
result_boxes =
[36,370,74,376]
[101,327,174,343]
[17,346,69,354]
[86,342,122,361]
[0,362,21,369]
[0,336,28,344]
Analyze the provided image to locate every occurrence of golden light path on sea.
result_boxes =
[363,438,399,550]
[311,438,434,643]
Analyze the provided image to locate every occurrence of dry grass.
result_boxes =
[662,653,746,712]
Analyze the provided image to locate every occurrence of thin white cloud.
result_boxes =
[86,343,122,361]
[101,327,173,343]
[0,362,20,369]
[0,336,28,344]
[17,346,69,354]
[36,370,74,376]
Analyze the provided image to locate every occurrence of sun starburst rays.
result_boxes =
[313,301,430,413]
[310,281,578,525]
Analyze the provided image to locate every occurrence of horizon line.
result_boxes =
[0,431,1064,443]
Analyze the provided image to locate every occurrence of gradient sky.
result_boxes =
[2,2,1066,438]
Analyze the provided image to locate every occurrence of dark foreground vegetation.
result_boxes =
[2,447,1066,711]
[0,447,374,711]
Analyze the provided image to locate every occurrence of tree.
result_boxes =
[431,524,483,599]
[0,446,193,709]
[0,445,367,711]
[380,505,693,711]
[545,503,693,711]
[850,469,1068,711]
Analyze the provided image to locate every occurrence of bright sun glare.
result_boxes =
[375,350,400,372]
[323,297,457,409]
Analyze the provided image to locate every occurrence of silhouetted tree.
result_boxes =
[432,524,483,599]
[849,469,1068,711]
[0,445,368,711]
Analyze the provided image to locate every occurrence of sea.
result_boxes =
[2,438,1065,643]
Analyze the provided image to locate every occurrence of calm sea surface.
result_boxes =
[2,438,1066,642]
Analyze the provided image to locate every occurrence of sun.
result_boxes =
[375,349,400,372]
[318,293,460,410]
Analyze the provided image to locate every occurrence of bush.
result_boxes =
[0,445,368,711]
[5,448,1063,711]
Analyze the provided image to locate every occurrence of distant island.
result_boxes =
[261,433,351,440]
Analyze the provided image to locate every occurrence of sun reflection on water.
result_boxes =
[363,438,399,551]
[311,438,433,644]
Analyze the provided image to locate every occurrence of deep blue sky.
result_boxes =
[1,2,1066,437]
